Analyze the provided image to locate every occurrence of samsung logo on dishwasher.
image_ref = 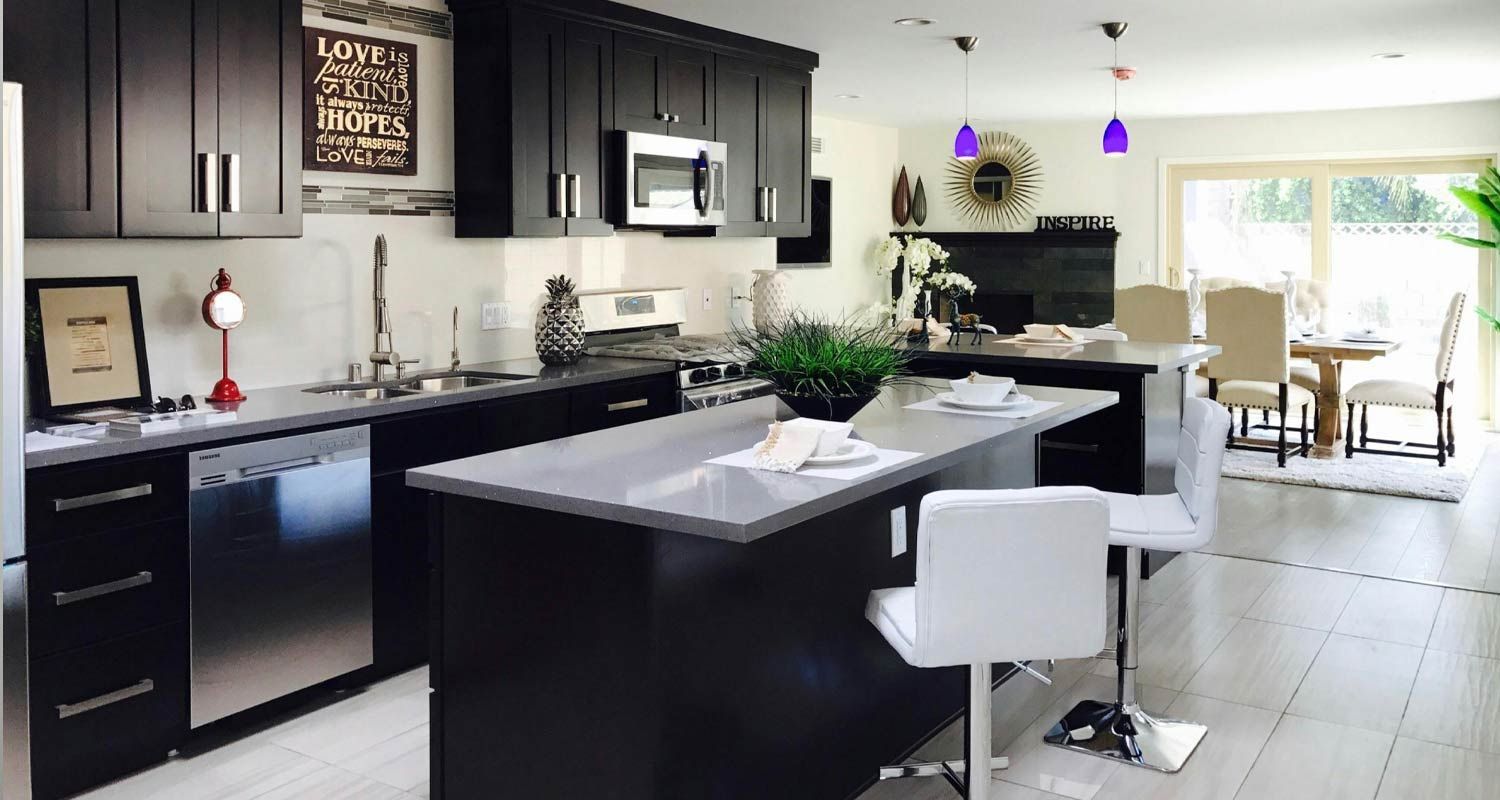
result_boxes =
[197,453,222,461]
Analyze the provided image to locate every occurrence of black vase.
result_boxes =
[777,392,878,423]
[911,177,928,228]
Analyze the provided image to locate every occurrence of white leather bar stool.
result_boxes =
[1045,397,1231,773]
[867,487,1110,799]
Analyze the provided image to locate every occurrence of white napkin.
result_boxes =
[752,420,822,473]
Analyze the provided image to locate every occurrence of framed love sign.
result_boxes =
[303,27,418,176]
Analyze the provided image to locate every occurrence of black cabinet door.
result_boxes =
[570,376,676,434]
[713,56,768,237]
[118,0,219,237]
[216,0,301,237]
[3,0,118,238]
[764,66,812,238]
[613,32,669,135]
[371,474,430,674]
[665,44,714,140]
[562,22,614,237]
[508,11,567,236]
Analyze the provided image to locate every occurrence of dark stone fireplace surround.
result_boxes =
[891,230,1119,335]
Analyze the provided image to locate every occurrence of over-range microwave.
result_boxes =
[617,131,727,228]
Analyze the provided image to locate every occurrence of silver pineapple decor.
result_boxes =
[534,274,585,365]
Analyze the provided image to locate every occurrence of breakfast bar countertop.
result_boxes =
[407,380,1119,543]
[904,337,1221,374]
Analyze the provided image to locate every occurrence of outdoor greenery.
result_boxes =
[1239,174,1476,224]
[728,312,915,399]
[1438,165,1500,332]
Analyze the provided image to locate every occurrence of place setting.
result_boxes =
[704,417,921,480]
[905,373,1064,419]
[996,323,1091,348]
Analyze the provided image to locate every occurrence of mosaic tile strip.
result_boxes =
[303,184,455,216]
[303,0,453,40]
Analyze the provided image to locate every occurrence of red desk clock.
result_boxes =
[202,268,247,403]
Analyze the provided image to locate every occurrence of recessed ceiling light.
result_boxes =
[835,93,863,100]
[1372,52,1407,60]
[893,17,936,26]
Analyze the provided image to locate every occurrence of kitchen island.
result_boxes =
[408,381,1118,800]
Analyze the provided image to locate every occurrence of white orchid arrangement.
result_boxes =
[873,235,979,323]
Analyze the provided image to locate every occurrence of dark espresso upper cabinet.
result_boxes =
[613,34,714,140]
[2,0,119,238]
[455,8,613,237]
[118,0,300,238]
[449,0,815,238]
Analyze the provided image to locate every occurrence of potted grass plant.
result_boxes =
[729,312,917,422]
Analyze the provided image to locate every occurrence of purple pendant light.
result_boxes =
[954,37,980,160]
[1102,22,1129,158]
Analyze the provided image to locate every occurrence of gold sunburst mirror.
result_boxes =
[944,131,1044,228]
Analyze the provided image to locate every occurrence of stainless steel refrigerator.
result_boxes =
[2,81,33,800]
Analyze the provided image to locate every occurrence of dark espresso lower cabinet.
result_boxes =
[31,624,188,800]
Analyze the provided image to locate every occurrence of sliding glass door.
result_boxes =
[1168,156,1494,420]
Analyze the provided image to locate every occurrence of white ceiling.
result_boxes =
[617,0,1500,127]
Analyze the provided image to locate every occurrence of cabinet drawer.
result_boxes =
[28,519,187,659]
[571,376,675,433]
[31,623,187,800]
[26,453,186,546]
[371,406,484,476]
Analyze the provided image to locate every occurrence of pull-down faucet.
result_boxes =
[369,235,419,381]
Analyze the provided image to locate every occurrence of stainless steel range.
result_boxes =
[579,288,774,412]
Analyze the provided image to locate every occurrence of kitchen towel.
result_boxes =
[903,397,1063,419]
[706,445,921,481]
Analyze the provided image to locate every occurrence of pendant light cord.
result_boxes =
[1112,38,1119,117]
[964,50,970,123]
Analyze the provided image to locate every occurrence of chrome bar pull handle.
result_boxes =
[553,173,566,218]
[769,186,778,223]
[54,571,153,606]
[221,153,241,213]
[756,187,766,222]
[567,174,581,218]
[56,679,155,720]
[196,152,218,213]
[53,483,153,512]
[655,112,671,122]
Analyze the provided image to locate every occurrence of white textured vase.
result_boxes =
[751,269,792,332]
[1281,269,1299,332]
[1186,268,1205,335]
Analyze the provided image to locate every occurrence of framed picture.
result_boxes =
[26,277,153,417]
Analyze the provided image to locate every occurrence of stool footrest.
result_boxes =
[1043,699,1207,773]
[878,756,1009,780]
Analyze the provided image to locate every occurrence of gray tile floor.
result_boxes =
[1208,434,1500,592]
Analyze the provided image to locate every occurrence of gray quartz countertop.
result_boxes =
[407,381,1119,543]
[25,356,674,470]
[905,338,1220,374]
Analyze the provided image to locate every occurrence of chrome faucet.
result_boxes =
[369,235,419,381]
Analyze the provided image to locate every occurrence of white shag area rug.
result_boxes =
[1221,435,1479,501]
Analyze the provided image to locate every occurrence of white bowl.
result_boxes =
[950,374,1016,405]
[1023,324,1056,339]
[777,418,855,456]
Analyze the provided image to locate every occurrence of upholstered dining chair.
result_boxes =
[1264,278,1333,407]
[1205,287,1313,467]
[1346,292,1467,466]
[1115,285,1192,344]
[1199,276,1260,293]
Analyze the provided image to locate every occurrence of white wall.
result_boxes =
[895,100,1500,287]
[22,4,897,398]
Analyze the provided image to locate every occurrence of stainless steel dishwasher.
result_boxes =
[188,426,373,728]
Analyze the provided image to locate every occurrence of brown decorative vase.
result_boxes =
[911,177,928,228]
[892,167,912,227]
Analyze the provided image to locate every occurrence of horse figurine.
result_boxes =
[946,296,983,346]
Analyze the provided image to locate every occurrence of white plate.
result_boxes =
[751,437,878,466]
[1343,332,1391,343]
[936,391,1034,410]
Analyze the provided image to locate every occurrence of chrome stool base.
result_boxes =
[1043,699,1207,773]
[878,757,1010,793]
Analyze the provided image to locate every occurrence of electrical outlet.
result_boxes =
[890,506,907,557]
[480,302,509,331]
[702,287,713,311]
[729,281,749,309]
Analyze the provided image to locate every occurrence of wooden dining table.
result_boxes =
[1291,338,1402,457]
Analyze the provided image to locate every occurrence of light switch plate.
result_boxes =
[890,506,907,557]
[702,288,713,311]
[480,302,509,331]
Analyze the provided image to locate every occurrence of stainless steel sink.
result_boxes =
[399,371,534,392]
[309,386,423,400]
